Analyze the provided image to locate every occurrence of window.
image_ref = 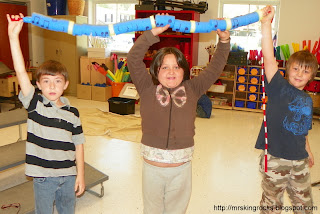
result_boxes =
[220,0,280,52]
[91,0,136,53]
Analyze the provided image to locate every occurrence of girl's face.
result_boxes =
[158,54,184,89]
[287,62,312,90]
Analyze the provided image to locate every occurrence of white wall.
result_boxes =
[28,0,46,66]
[277,0,320,54]
[198,0,220,66]
[197,0,320,65]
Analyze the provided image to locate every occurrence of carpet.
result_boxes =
[79,108,142,143]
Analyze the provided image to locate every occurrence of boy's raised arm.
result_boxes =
[7,13,33,97]
[261,6,278,82]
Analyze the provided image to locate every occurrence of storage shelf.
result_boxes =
[234,107,262,113]
[212,105,233,110]
[209,91,233,95]
[219,77,235,81]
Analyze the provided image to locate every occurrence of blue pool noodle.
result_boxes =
[23,11,262,37]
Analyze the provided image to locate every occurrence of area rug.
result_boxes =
[79,108,142,143]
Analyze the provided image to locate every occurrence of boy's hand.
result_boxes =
[151,13,170,36]
[217,29,230,43]
[261,5,274,24]
[308,152,314,168]
[75,175,85,196]
[7,13,24,39]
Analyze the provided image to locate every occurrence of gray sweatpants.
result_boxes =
[142,160,192,214]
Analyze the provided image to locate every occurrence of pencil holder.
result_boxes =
[111,82,126,97]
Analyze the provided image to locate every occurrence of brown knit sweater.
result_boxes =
[127,30,230,150]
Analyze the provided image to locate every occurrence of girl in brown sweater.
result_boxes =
[127,21,230,214]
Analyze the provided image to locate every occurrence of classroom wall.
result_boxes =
[28,0,46,67]
[26,0,320,67]
[197,0,320,66]
[277,0,320,53]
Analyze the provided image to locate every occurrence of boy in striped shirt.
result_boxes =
[8,13,85,213]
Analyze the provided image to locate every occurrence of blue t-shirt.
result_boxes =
[255,71,313,160]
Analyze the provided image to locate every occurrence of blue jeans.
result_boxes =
[33,176,76,214]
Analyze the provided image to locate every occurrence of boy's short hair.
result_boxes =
[36,60,68,82]
[149,47,190,85]
[286,50,319,82]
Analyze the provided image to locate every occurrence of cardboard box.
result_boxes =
[0,73,32,97]
[87,48,107,58]
[92,85,112,102]
[211,97,228,106]
[208,84,227,93]
[77,84,92,100]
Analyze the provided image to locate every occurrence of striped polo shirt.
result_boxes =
[19,86,85,177]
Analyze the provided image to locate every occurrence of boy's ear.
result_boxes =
[36,81,41,90]
[63,80,69,90]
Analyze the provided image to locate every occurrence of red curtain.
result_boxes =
[0,2,29,70]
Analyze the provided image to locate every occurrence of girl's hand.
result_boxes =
[217,29,230,43]
[151,13,170,36]
[261,5,274,24]
[7,13,24,39]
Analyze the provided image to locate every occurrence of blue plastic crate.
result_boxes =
[249,67,260,75]
[235,100,245,107]
[247,101,257,109]
[237,84,246,91]
[248,93,258,101]
[248,84,258,93]
[249,76,259,84]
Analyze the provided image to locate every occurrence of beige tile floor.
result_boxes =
[1,97,319,214]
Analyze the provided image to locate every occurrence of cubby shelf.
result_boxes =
[206,65,286,112]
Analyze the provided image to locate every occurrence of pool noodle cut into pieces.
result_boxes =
[22,10,263,37]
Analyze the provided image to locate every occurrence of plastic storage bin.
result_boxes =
[249,67,260,75]
[108,97,135,115]
[237,75,246,83]
[249,76,259,84]
[237,84,246,92]
[237,67,247,75]
[248,93,258,101]
[247,101,257,109]
[227,52,248,66]
[235,100,245,107]
[46,0,67,15]
[248,85,258,93]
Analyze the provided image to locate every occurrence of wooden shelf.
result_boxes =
[212,105,233,110]
[234,107,262,113]
[219,77,235,81]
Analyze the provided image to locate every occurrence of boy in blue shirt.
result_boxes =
[255,6,318,214]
